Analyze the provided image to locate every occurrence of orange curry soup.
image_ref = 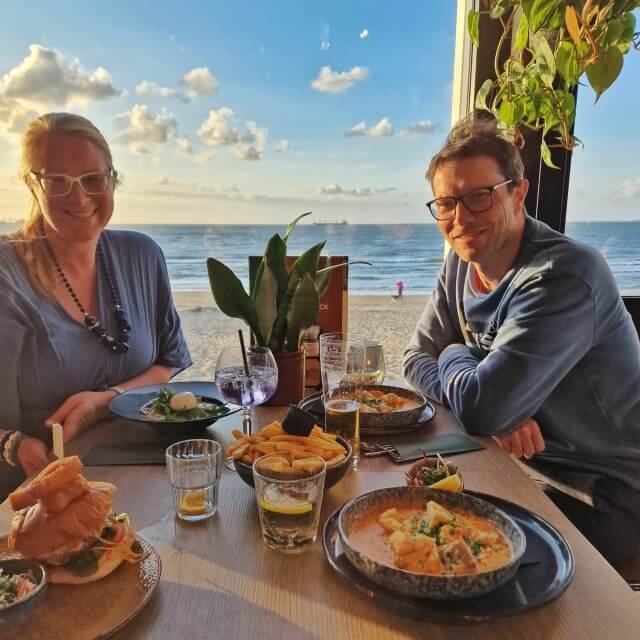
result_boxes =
[349,500,512,576]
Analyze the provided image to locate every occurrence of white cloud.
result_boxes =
[344,117,394,139]
[113,104,177,154]
[197,107,239,146]
[198,109,267,161]
[0,44,121,136]
[613,179,640,199]
[272,138,290,153]
[234,121,267,160]
[311,66,369,94]
[0,44,120,107]
[400,120,437,138]
[344,121,367,137]
[369,117,393,138]
[182,67,218,96]
[175,137,192,155]
[360,29,369,39]
[136,80,190,103]
[319,184,395,197]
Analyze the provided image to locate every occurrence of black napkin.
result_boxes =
[389,433,485,463]
[84,442,169,466]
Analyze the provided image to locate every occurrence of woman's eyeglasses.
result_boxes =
[29,170,116,197]
[426,179,513,220]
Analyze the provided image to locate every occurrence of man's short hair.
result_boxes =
[427,112,525,187]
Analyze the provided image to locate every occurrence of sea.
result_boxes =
[2,222,639,295]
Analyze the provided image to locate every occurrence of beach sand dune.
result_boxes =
[173,292,428,382]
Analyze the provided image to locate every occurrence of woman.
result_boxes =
[0,112,191,497]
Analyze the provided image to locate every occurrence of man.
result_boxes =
[402,113,640,565]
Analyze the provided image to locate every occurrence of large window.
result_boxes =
[565,35,640,296]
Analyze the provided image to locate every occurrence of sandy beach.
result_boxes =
[172,292,429,382]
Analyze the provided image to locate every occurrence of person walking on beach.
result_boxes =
[392,280,404,300]
[402,112,640,567]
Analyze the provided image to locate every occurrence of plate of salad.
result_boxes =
[109,381,241,431]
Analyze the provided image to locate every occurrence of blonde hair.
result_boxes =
[8,112,116,296]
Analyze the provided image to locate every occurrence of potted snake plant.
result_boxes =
[207,212,366,405]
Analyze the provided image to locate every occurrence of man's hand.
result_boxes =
[45,391,114,443]
[16,436,50,477]
[492,418,545,460]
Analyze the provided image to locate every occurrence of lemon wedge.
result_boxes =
[258,498,312,515]
[179,489,207,515]
[429,472,463,492]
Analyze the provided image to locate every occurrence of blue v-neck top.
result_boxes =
[0,229,192,440]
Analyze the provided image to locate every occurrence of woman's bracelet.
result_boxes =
[1,430,26,466]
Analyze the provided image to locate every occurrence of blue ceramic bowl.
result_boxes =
[109,381,241,436]
[0,559,47,632]
[338,486,526,600]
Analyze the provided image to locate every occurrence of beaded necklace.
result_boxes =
[42,224,131,353]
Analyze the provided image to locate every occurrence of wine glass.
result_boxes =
[364,341,386,385]
[215,345,278,437]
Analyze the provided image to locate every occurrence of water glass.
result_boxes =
[319,332,365,469]
[166,439,222,521]
[252,454,326,552]
[364,341,386,384]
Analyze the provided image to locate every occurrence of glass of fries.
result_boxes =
[252,453,326,552]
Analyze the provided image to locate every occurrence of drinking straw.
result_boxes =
[238,329,251,378]
[238,329,255,405]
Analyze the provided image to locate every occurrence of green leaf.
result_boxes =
[283,211,312,242]
[531,32,556,86]
[253,263,278,346]
[264,233,288,300]
[585,46,623,101]
[605,18,624,46]
[291,241,325,280]
[499,100,517,126]
[467,10,480,47]
[490,0,510,19]
[207,258,262,342]
[514,13,529,50]
[529,0,563,32]
[556,41,580,86]
[316,259,372,298]
[286,273,320,352]
[270,270,302,352]
[475,79,494,111]
[540,139,560,169]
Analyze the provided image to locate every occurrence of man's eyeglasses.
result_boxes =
[426,179,514,221]
[29,170,116,197]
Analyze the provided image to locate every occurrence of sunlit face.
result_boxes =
[431,156,528,268]
[31,134,114,243]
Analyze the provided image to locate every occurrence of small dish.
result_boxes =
[0,558,47,632]
[338,486,526,600]
[234,435,353,491]
[109,381,241,435]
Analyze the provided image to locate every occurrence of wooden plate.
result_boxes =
[0,536,161,640]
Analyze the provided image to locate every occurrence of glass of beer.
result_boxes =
[364,341,386,384]
[253,453,326,552]
[319,332,365,469]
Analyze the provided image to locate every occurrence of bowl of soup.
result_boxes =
[342,385,427,428]
[338,486,526,599]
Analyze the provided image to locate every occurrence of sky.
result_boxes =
[0,1,638,224]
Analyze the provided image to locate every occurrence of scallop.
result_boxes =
[169,391,198,412]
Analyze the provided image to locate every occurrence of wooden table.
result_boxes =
[66,402,640,640]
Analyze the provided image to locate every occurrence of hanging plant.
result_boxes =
[468,0,640,167]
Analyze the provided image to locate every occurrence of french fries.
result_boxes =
[226,421,348,469]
